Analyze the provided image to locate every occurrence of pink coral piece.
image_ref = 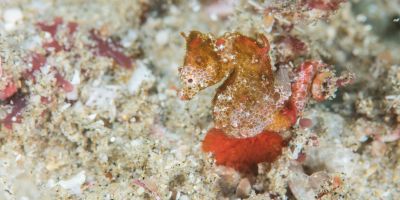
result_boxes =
[0,82,18,101]
[36,17,63,38]
[89,29,133,68]
[55,71,73,92]
[1,94,27,129]
[24,53,46,80]
[303,0,346,11]
[0,58,18,100]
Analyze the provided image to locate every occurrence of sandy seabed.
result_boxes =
[0,0,399,199]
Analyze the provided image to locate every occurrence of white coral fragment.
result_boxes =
[85,85,120,120]
[58,171,86,195]
[3,8,23,31]
[127,61,155,94]
[305,146,358,176]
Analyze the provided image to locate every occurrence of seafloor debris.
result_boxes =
[1,0,399,199]
[262,0,348,23]
[0,17,134,130]
[179,31,349,172]
[132,178,162,200]
[89,29,134,69]
[288,163,344,200]
[0,58,18,100]
[58,171,86,195]
[1,92,27,129]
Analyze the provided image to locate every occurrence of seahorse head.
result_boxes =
[179,31,231,100]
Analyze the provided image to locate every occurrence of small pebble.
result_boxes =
[156,30,169,46]
[122,29,138,48]
[178,194,190,200]
[58,171,86,195]
[216,166,240,192]
[299,118,313,129]
[127,61,155,94]
[235,178,251,198]
[371,140,387,157]
[3,8,23,31]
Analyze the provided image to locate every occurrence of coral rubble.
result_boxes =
[0,0,399,199]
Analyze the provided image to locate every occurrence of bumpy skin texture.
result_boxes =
[180,31,286,138]
[179,31,332,172]
[179,31,231,101]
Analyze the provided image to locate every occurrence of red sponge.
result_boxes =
[202,128,284,173]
